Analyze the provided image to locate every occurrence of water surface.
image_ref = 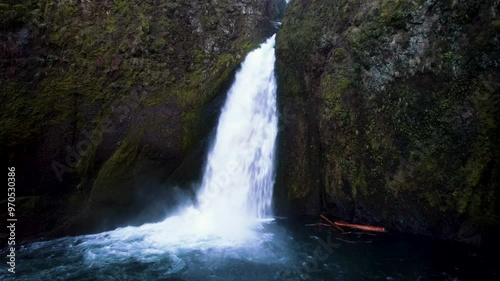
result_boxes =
[2,217,496,280]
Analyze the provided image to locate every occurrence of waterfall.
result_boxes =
[197,35,278,221]
[141,35,279,246]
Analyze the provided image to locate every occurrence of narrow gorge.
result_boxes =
[1,0,499,280]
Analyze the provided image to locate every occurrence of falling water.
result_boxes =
[141,36,278,245]
[141,35,280,245]
[197,34,278,221]
[137,35,280,245]
[155,34,280,245]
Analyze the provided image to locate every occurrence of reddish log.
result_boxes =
[334,221,386,233]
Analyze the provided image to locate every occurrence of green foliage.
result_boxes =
[443,51,454,60]
[0,1,32,29]
[380,0,403,23]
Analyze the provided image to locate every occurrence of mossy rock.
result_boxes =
[276,0,500,244]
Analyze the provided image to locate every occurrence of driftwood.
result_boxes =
[320,214,345,232]
[320,214,386,233]
[334,221,386,233]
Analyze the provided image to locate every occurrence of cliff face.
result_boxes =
[0,0,285,241]
[276,0,500,245]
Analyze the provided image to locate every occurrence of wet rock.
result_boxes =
[276,0,500,245]
[0,0,287,240]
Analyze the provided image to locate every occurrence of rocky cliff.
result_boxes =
[0,0,286,242]
[276,0,500,245]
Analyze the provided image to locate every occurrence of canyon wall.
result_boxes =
[276,0,500,245]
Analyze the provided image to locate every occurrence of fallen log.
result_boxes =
[334,221,386,233]
[320,214,345,232]
[320,214,386,233]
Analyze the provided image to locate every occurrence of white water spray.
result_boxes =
[198,34,278,220]
[133,35,279,247]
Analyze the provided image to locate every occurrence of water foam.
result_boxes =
[104,35,278,249]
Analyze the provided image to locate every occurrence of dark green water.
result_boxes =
[1,217,496,281]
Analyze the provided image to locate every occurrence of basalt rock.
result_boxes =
[276,0,499,246]
[0,0,286,243]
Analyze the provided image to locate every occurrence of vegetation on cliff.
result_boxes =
[276,0,499,245]
[0,0,285,241]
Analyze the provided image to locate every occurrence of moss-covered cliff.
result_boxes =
[0,0,285,242]
[276,0,499,245]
